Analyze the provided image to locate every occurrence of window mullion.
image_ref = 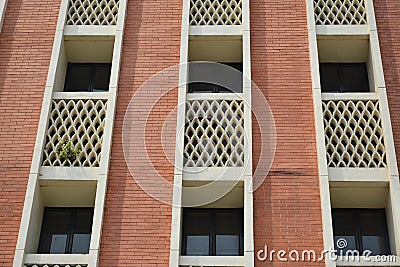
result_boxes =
[363,64,369,92]
[382,209,391,255]
[354,210,363,253]
[89,65,96,92]
[182,210,187,255]
[338,64,344,93]
[210,210,216,256]
[213,66,218,93]
[66,209,76,254]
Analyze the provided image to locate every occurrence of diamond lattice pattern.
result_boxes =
[66,0,119,25]
[190,0,242,25]
[323,100,386,167]
[314,0,367,25]
[184,100,244,167]
[42,99,107,167]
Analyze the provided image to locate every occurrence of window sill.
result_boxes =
[52,91,110,100]
[328,168,388,182]
[179,255,244,266]
[189,25,242,36]
[39,166,101,181]
[315,25,369,36]
[186,92,244,101]
[321,92,378,101]
[64,25,117,36]
[182,166,246,181]
[24,253,90,266]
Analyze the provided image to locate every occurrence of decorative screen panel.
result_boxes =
[184,100,244,167]
[323,100,386,167]
[190,0,242,25]
[42,99,107,167]
[66,0,119,26]
[314,0,367,25]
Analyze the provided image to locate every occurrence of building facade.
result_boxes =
[0,0,399,266]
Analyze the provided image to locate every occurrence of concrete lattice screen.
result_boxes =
[323,99,386,168]
[42,99,107,167]
[189,0,242,25]
[314,0,367,25]
[66,0,119,25]
[184,99,244,167]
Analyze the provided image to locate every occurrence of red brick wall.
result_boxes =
[250,0,325,265]
[98,0,181,265]
[0,0,360,265]
[375,0,400,173]
[0,0,58,265]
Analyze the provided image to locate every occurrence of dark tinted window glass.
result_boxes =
[38,208,93,254]
[93,65,111,92]
[332,211,357,253]
[216,63,243,93]
[342,64,369,92]
[189,82,215,93]
[188,62,243,93]
[332,209,389,256]
[182,209,243,256]
[64,65,92,92]
[215,212,242,256]
[360,211,389,255]
[71,210,94,254]
[64,63,111,92]
[320,63,369,93]
[39,210,70,254]
[320,64,340,93]
[185,211,210,256]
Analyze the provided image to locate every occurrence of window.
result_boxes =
[320,63,369,93]
[188,62,243,93]
[64,63,111,92]
[332,209,390,255]
[38,207,94,254]
[182,208,243,256]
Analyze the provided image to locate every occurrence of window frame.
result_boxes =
[188,62,243,93]
[37,207,94,254]
[64,63,112,92]
[319,63,370,93]
[332,208,390,255]
[182,208,244,256]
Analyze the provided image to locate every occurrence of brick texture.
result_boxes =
[250,0,325,266]
[0,0,58,265]
[5,0,400,266]
[375,0,400,173]
[98,0,182,266]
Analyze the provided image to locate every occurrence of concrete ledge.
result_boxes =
[183,167,245,181]
[39,166,100,180]
[328,168,388,182]
[316,25,369,36]
[64,25,116,36]
[25,254,90,265]
[189,25,242,36]
[179,256,245,266]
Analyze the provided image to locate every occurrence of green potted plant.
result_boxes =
[57,137,81,162]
